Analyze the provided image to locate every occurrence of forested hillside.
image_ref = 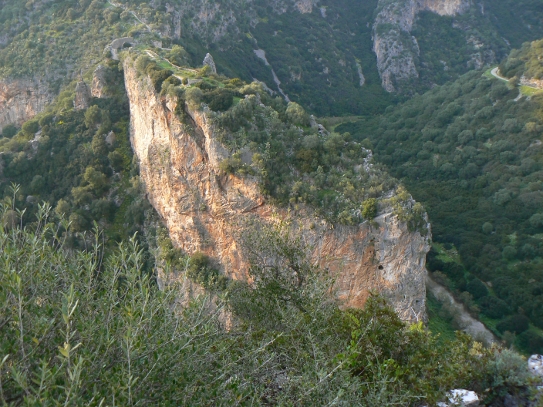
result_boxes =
[2,0,543,116]
[339,43,543,354]
[0,60,153,257]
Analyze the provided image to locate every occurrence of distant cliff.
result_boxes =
[373,0,471,92]
[0,77,53,134]
[123,56,430,322]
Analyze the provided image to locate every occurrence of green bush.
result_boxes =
[0,205,535,406]
[479,296,510,319]
[466,279,489,300]
[205,89,234,112]
[1,124,17,138]
[362,198,378,220]
[167,45,190,66]
[186,252,226,290]
[21,120,39,137]
[285,101,310,127]
[84,105,102,128]
[148,68,173,93]
[497,315,530,334]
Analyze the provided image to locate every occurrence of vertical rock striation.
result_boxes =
[0,77,53,134]
[123,57,430,322]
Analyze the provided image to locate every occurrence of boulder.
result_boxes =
[438,389,479,406]
[105,131,116,147]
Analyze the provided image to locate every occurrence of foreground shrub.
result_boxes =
[0,205,534,406]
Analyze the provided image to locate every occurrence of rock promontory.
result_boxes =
[123,56,430,322]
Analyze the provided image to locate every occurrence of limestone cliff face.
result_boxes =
[373,0,471,92]
[421,0,470,16]
[123,59,430,322]
[0,77,53,134]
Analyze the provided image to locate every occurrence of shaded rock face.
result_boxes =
[74,81,91,110]
[0,77,53,134]
[373,0,471,92]
[123,58,430,322]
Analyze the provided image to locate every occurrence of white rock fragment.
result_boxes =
[529,354,543,377]
[448,389,479,406]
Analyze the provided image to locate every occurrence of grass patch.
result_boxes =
[483,68,496,80]
[432,242,462,264]
[426,293,457,344]
[520,85,543,97]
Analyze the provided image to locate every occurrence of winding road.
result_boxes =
[490,67,509,82]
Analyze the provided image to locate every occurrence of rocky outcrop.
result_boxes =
[91,65,109,98]
[529,355,543,377]
[437,390,479,407]
[521,75,543,90]
[0,77,53,134]
[373,0,471,92]
[123,57,430,322]
[202,53,217,74]
[293,0,318,14]
[421,0,470,16]
[74,81,91,110]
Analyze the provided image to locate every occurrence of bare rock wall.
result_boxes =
[0,77,53,134]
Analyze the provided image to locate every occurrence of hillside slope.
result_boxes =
[339,43,543,353]
[2,0,543,124]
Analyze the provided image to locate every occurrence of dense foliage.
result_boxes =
[0,207,535,406]
[339,48,543,353]
[212,90,402,226]
[117,0,543,111]
[483,0,543,49]
[0,60,152,252]
[499,39,543,80]
[2,0,543,114]
[115,0,394,116]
